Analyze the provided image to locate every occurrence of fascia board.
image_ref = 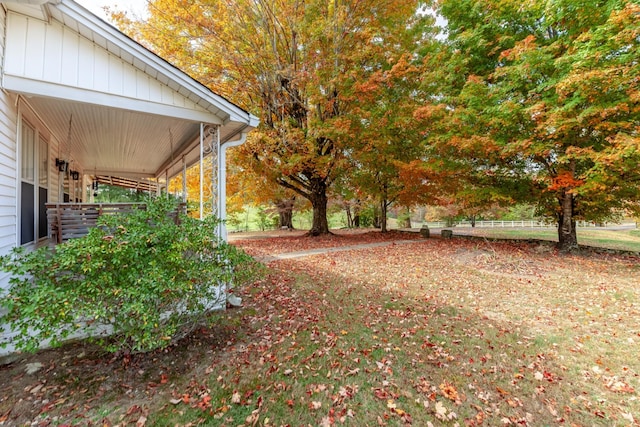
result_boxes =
[3,74,225,124]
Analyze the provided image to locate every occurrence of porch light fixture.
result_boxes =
[92,181,99,191]
[71,171,80,181]
[55,158,68,172]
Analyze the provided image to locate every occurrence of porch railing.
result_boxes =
[46,203,186,244]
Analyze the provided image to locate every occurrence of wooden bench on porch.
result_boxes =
[46,203,187,244]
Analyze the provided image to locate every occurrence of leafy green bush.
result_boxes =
[0,197,261,354]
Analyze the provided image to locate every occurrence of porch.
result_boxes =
[2,1,259,250]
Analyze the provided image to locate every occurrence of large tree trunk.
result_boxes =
[353,199,361,228]
[309,193,329,235]
[279,208,294,229]
[308,179,330,236]
[402,207,412,228]
[557,190,578,251]
[275,198,295,229]
[276,176,330,236]
[380,198,388,233]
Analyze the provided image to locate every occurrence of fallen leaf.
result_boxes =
[439,382,460,402]
[435,401,447,420]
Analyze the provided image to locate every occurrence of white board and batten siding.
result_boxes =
[0,10,64,290]
[3,12,214,120]
[0,6,18,261]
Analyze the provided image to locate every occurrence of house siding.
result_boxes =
[4,12,211,116]
[0,5,18,288]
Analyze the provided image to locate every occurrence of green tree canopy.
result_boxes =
[420,0,640,250]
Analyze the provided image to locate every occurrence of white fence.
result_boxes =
[416,220,637,229]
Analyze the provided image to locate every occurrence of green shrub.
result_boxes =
[0,197,261,354]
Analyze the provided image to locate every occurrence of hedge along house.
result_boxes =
[0,1,258,256]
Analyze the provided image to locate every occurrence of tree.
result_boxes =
[114,0,422,236]
[349,56,426,232]
[344,11,439,232]
[425,0,640,250]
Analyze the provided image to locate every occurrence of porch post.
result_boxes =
[164,169,169,198]
[199,123,204,220]
[199,124,220,229]
[211,125,220,235]
[182,156,187,203]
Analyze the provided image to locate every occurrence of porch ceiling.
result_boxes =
[29,95,202,179]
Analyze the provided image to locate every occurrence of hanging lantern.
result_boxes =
[55,158,68,172]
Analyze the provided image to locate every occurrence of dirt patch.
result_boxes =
[451,242,559,277]
[232,229,421,258]
[0,318,242,425]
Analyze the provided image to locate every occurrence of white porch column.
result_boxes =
[199,124,204,220]
[217,133,248,241]
[182,156,187,203]
[199,124,220,229]
[198,124,247,242]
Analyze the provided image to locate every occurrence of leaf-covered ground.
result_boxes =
[1,230,639,426]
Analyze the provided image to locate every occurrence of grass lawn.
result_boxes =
[1,231,638,426]
[438,226,640,253]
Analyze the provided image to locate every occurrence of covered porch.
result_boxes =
[3,0,258,246]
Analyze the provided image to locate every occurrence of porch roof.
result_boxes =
[3,0,259,180]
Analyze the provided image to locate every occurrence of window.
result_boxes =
[38,136,49,239]
[19,119,49,245]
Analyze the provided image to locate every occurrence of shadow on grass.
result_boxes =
[1,237,638,426]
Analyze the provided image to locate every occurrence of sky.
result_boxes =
[75,0,148,21]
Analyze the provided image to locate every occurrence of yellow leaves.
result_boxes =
[386,399,409,419]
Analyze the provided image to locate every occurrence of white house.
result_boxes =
[0,0,259,283]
